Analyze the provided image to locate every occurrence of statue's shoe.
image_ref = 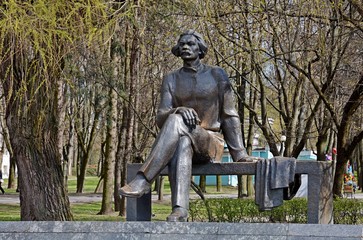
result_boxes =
[166,207,188,222]
[119,177,151,198]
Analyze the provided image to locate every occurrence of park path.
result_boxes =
[0,193,102,204]
[0,191,362,204]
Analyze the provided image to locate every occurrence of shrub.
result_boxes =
[190,197,362,224]
[334,198,363,224]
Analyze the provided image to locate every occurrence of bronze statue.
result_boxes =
[120,30,250,222]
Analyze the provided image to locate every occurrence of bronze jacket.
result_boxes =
[156,63,247,162]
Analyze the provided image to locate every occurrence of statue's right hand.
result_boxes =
[175,107,201,127]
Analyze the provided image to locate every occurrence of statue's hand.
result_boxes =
[176,107,201,127]
[237,156,264,162]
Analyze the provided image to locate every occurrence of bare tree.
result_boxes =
[0,2,85,220]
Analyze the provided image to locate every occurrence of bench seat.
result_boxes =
[125,160,333,224]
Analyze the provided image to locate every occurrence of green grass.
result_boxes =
[0,176,182,221]
[0,204,21,221]
[67,176,101,193]
[0,175,241,221]
[0,198,173,221]
[72,202,122,221]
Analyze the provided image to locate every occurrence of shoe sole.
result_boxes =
[119,188,150,198]
[166,216,188,222]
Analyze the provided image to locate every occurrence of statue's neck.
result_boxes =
[183,59,201,70]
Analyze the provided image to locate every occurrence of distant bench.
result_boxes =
[125,160,333,224]
[343,184,354,198]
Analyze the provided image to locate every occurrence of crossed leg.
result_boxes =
[119,114,221,221]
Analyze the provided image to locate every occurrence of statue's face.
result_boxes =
[178,35,200,61]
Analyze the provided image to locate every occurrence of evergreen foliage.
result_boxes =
[190,198,363,224]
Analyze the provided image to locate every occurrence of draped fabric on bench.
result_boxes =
[255,157,301,211]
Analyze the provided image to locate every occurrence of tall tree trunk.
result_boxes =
[9,127,73,220]
[117,22,131,215]
[119,18,140,215]
[358,140,363,192]
[99,36,119,214]
[1,31,73,220]
[118,105,129,215]
[333,75,363,197]
[99,86,117,214]
[4,77,73,220]
[0,99,15,189]
[75,100,100,193]
[8,158,16,189]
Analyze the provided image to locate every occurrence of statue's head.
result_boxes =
[171,30,208,59]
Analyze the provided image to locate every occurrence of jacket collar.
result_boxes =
[182,62,203,72]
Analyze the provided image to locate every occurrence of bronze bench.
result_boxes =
[125,160,333,224]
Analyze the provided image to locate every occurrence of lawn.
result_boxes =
[0,200,173,221]
[0,176,235,221]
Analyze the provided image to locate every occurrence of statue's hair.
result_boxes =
[171,30,208,59]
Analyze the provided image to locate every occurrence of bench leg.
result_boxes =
[125,165,152,221]
[307,162,333,224]
[126,192,152,221]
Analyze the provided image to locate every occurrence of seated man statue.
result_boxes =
[120,30,251,222]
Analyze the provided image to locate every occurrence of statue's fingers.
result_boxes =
[191,117,196,126]
[189,111,196,124]
[190,110,198,126]
[184,111,192,126]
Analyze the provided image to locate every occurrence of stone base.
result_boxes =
[0,221,361,239]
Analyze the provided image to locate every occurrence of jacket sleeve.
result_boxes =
[218,68,248,161]
[155,74,175,128]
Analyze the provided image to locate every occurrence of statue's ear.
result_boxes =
[171,45,180,57]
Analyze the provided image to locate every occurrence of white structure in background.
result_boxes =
[1,149,10,179]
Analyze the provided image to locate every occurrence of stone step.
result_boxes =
[0,221,362,239]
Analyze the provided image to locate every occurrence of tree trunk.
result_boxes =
[0,29,73,220]
[158,176,165,201]
[333,75,363,197]
[116,34,129,213]
[3,74,73,220]
[0,101,15,189]
[75,101,100,193]
[99,39,118,214]
[199,175,206,193]
[247,175,254,196]
[358,141,363,193]
[120,15,139,215]
[237,175,243,198]
[216,175,222,192]
[8,158,16,189]
[10,130,73,220]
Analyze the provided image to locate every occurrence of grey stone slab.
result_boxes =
[217,235,287,240]
[288,237,361,240]
[2,222,108,233]
[151,233,218,240]
[96,221,154,233]
[288,224,363,238]
[1,222,362,239]
[0,221,155,234]
[0,221,54,233]
[151,222,219,234]
[218,222,288,236]
[0,233,151,240]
